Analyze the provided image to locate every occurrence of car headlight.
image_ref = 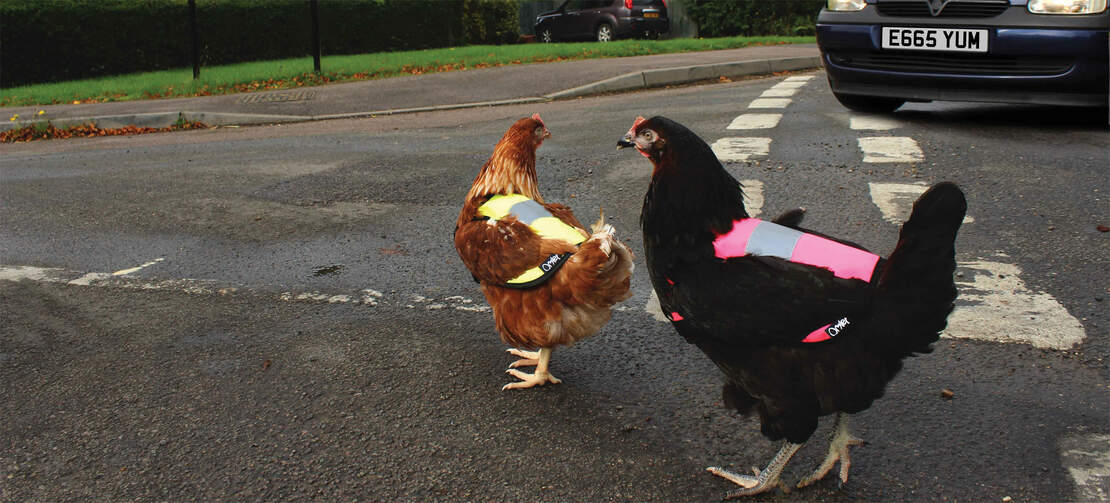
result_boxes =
[1028,0,1107,14]
[827,0,866,11]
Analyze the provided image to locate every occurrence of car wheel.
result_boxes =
[596,23,613,42]
[540,28,553,43]
[832,92,905,113]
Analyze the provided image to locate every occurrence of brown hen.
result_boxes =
[454,114,634,390]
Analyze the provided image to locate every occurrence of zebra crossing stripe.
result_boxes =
[760,88,797,97]
[727,114,782,130]
[771,80,810,89]
[711,137,771,161]
[748,98,792,109]
[858,137,924,163]
[869,182,975,224]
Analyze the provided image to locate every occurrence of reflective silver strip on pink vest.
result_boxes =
[668,219,880,343]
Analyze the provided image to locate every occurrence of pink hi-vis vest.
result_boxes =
[668,218,880,343]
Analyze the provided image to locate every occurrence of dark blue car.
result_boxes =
[817,0,1109,112]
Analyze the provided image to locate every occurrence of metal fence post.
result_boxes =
[189,0,200,79]
[309,0,322,73]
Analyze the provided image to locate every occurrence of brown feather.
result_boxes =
[454,116,634,351]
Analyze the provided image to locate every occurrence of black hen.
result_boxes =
[619,116,966,497]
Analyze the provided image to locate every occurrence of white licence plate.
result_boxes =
[881,27,988,53]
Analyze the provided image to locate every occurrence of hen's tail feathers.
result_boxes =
[590,207,607,234]
[570,221,634,307]
[877,182,967,355]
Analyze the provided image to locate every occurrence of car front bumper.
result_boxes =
[817,5,1109,107]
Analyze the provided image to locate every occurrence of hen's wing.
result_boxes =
[543,202,587,231]
[654,250,875,348]
[454,201,583,286]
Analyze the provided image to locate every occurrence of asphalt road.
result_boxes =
[2,71,1108,502]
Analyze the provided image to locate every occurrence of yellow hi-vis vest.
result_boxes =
[477,194,586,288]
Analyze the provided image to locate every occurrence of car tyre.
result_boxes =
[596,23,613,42]
[832,92,905,113]
[540,27,554,43]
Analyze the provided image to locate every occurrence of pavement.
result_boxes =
[1,44,819,132]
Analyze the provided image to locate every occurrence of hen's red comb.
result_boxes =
[531,113,544,126]
[627,116,647,136]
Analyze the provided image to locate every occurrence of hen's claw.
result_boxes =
[501,368,562,390]
[506,348,540,368]
[707,441,802,498]
[796,412,865,488]
[501,347,560,390]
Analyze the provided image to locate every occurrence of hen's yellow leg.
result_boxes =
[502,347,562,390]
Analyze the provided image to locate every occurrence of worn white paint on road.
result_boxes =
[711,137,771,162]
[947,256,1086,349]
[850,114,903,131]
[645,290,669,323]
[0,263,478,313]
[773,78,811,89]
[760,88,797,98]
[112,257,165,276]
[727,113,782,130]
[858,137,924,163]
[869,182,976,225]
[740,179,764,217]
[748,98,792,109]
[1060,433,1110,502]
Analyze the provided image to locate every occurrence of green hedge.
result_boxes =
[685,0,823,38]
[0,0,519,87]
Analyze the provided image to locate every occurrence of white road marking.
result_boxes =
[760,88,797,98]
[112,257,165,276]
[783,76,814,82]
[946,256,1086,349]
[727,113,782,130]
[771,80,809,89]
[645,290,669,322]
[0,263,459,310]
[858,137,924,163]
[869,182,975,224]
[1060,434,1110,502]
[850,115,902,131]
[740,179,764,217]
[711,137,771,161]
[748,98,792,109]
[0,265,68,282]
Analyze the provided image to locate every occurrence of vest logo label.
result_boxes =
[826,317,850,337]
[541,254,562,272]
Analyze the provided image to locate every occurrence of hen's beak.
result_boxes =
[616,134,635,150]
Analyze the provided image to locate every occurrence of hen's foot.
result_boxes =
[796,412,866,488]
[501,368,562,390]
[708,441,802,498]
[501,347,560,390]
[506,348,540,368]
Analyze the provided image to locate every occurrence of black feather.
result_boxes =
[639,117,966,445]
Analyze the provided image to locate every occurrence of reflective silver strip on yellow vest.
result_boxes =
[478,194,586,288]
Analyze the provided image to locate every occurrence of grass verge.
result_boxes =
[1,36,813,107]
